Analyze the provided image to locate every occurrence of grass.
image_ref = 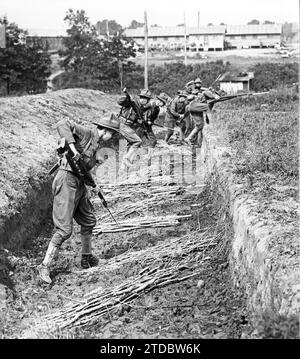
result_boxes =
[214,88,298,196]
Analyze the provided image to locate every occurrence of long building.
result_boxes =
[124,25,226,51]
[124,24,283,51]
[225,24,282,49]
[26,28,67,52]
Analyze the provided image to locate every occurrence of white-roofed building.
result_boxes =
[219,71,254,93]
[225,24,282,49]
[123,25,226,51]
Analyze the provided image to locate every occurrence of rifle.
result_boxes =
[207,91,269,106]
[209,73,222,89]
[152,123,180,133]
[55,138,119,225]
[123,88,149,136]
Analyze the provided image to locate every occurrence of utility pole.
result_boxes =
[106,19,109,38]
[0,23,6,49]
[184,11,187,66]
[197,12,200,29]
[144,10,148,89]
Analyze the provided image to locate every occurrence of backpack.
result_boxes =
[188,99,209,114]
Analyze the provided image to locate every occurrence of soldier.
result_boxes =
[117,89,152,168]
[38,115,120,284]
[185,80,195,94]
[156,92,171,107]
[194,78,202,93]
[136,93,171,148]
[164,91,188,144]
[184,89,220,147]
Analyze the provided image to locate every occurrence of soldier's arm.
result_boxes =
[56,119,91,148]
[117,95,131,108]
[146,104,160,124]
[168,99,181,119]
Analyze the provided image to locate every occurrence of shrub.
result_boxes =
[250,62,298,91]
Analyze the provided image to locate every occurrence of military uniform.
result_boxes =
[51,119,99,246]
[164,92,188,143]
[38,116,119,284]
[117,90,151,164]
[184,89,219,147]
[136,102,160,148]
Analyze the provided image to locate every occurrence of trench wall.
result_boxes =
[199,125,299,319]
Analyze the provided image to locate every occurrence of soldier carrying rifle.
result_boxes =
[38,116,119,284]
[164,91,189,144]
[117,89,152,168]
[136,92,171,148]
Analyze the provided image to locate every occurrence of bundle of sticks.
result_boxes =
[92,185,185,205]
[42,229,216,331]
[78,228,216,278]
[97,195,189,223]
[93,214,192,234]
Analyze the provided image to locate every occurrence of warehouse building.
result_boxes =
[225,24,282,49]
[123,25,226,51]
[124,24,282,51]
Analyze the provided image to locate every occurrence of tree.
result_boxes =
[59,9,138,92]
[247,19,260,25]
[95,19,122,36]
[263,20,275,24]
[60,9,99,72]
[128,20,144,29]
[207,23,214,26]
[0,17,51,95]
[220,22,226,25]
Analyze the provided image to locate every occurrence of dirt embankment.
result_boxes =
[199,122,299,332]
[0,89,118,250]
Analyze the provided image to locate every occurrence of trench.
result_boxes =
[0,132,255,339]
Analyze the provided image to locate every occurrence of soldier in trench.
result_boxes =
[135,92,170,148]
[38,116,120,284]
[164,91,189,144]
[117,89,153,169]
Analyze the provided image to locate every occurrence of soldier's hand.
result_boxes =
[72,152,80,162]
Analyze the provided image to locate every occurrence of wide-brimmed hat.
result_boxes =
[185,80,195,88]
[194,77,202,84]
[178,90,188,98]
[156,92,170,104]
[93,113,120,132]
[139,89,152,99]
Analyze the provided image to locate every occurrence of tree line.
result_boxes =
[0,17,51,95]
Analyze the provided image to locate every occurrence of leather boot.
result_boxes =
[38,264,52,284]
[81,254,99,269]
[38,242,58,284]
[184,127,199,145]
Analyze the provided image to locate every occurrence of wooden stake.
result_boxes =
[184,11,187,66]
[144,10,149,89]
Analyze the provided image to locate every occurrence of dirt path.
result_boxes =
[0,140,252,339]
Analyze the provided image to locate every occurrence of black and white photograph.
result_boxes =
[0,0,299,344]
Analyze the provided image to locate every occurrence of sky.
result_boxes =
[0,0,299,35]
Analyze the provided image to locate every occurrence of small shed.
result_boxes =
[219,71,254,94]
